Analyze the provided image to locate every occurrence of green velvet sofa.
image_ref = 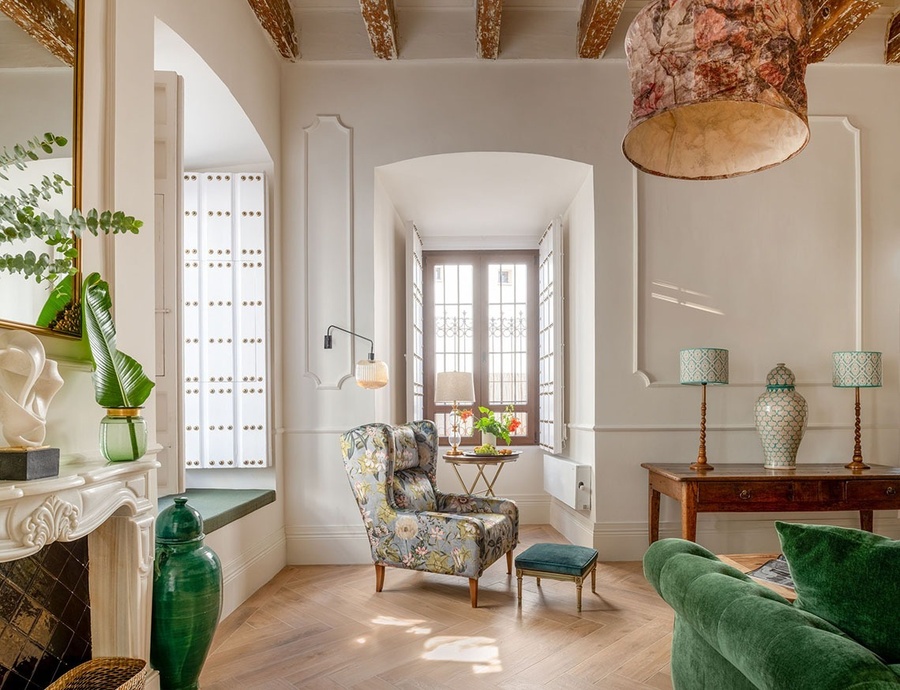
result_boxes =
[644,534,900,690]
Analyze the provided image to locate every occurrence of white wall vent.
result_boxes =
[543,454,591,510]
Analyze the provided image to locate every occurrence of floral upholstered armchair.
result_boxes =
[340,420,519,607]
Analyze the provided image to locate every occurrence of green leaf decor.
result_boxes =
[82,272,155,408]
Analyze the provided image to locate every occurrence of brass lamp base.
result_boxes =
[845,387,870,471]
[690,384,714,471]
[445,447,464,457]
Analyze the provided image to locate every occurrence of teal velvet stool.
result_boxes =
[515,543,599,611]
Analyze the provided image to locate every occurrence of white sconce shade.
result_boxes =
[356,358,389,390]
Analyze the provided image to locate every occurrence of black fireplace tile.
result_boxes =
[41,545,68,577]
[72,567,90,605]
[10,596,43,638]
[46,621,73,659]
[28,657,59,690]
[64,632,89,664]
[59,556,83,592]
[2,668,29,690]
[61,590,85,626]
[28,610,53,649]
[28,569,54,606]
[13,641,41,682]
[5,559,36,593]
[0,624,26,667]
[47,579,71,616]
[0,584,22,621]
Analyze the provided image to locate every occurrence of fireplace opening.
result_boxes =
[0,537,91,689]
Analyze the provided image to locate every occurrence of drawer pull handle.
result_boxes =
[887,486,896,496]
[739,489,752,500]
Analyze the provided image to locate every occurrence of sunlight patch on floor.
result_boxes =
[422,636,502,673]
[371,615,432,635]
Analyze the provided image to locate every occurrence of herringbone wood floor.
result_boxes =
[200,525,674,689]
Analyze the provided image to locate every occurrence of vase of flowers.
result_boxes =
[467,405,521,446]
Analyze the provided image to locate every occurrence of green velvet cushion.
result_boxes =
[515,543,598,576]
[777,521,900,664]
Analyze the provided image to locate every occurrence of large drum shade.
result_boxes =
[623,0,812,180]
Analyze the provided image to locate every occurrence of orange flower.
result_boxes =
[459,409,473,421]
[508,418,521,433]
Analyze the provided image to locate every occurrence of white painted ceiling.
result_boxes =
[377,152,591,241]
[154,19,271,171]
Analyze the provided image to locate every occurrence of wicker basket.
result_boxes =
[45,658,147,690]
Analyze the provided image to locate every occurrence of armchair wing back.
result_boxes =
[340,420,518,606]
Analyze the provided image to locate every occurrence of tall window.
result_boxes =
[424,251,538,445]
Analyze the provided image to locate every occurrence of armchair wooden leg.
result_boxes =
[469,578,479,608]
[375,564,385,593]
[506,550,513,575]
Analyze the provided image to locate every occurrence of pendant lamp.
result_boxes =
[623,0,813,180]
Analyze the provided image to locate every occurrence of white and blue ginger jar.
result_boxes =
[755,363,808,469]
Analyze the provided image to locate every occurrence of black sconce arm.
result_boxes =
[323,325,376,361]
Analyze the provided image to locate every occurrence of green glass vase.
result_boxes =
[151,497,223,690]
[99,408,147,462]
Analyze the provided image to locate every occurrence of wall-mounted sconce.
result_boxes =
[324,325,389,389]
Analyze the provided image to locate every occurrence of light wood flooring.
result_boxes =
[200,525,674,689]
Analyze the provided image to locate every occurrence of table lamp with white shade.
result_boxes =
[833,351,882,471]
[435,371,475,456]
[680,348,729,471]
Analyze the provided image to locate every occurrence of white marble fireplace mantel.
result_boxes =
[0,454,159,666]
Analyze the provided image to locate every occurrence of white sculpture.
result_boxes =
[0,330,64,448]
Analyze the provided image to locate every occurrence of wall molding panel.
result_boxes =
[632,116,863,388]
[302,115,355,390]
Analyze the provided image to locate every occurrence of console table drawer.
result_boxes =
[846,480,900,501]
[699,481,793,504]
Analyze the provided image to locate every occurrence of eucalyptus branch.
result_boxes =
[0,133,143,284]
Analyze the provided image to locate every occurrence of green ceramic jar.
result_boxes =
[151,497,222,690]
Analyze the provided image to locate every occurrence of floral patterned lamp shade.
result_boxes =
[832,351,882,471]
[680,348,728,471]
[623,0,812,180]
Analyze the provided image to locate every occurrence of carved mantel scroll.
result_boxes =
[20,494,79,548]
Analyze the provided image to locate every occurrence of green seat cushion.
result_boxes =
[776,521,900,664]
[515,543,598,577]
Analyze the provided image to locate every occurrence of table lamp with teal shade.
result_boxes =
[680,348,729,471]
[833,351,882,471]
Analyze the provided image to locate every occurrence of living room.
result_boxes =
[1,0,899,687]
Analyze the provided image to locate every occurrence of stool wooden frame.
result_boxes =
[516,559,597,612]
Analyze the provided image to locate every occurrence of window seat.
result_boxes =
[157,489,276,534]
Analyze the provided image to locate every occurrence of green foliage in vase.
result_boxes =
[82,272,155,409]
[470,405,521,445]
[0,133,142,284]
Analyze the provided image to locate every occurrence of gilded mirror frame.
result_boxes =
[0,0,83,339]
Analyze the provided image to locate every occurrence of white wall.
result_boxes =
[282,58,900,562]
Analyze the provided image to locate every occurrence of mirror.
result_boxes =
[0,0,81,338]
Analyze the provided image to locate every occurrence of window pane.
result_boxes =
[433,264,474,375]
[488,263,528,406]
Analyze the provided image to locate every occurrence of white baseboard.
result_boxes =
[549,499,594,547]
[213,526,286,618]
[286,493,552,565]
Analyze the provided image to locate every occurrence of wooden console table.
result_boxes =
[642,463,900,543]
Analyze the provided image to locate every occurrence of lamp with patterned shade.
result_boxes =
[833,351,882,471]
[680,348,729,471]
[623,0,812,179]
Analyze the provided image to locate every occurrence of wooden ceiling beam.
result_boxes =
[359,0,399,60]
[0,0,75,67]
[577,0,626,59]
[807,0,879,63]
[887,10,900,64]
[246,0,299,61]
[476,0,503,60]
